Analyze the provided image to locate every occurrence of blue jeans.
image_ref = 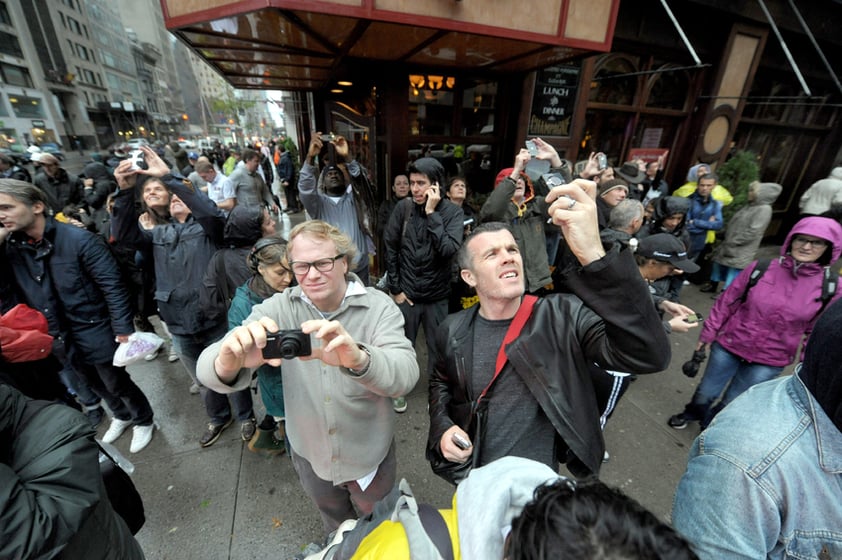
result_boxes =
[58,363,101,407]
[680,342,783,427]
[171,323,254,426]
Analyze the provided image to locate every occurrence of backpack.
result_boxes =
[741,258,839,319]
[314,479,454,560]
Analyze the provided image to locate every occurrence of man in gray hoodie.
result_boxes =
[707,181,782,292]
[799,167,842,216]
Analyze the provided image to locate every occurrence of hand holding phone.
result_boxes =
[525,140,538,157]
[683,312,704,324]
[596,152,608,171]
[452,433,472,450]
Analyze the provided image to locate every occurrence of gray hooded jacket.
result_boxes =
[713,181,782,269]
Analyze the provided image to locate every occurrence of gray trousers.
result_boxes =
[290,440,397,535]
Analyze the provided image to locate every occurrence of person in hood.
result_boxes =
[673,163,733,207]
[672,297,842,559]
[636,195,692,302]
[384,156,463,393]
[226,235,292,456]
[705,181,782,292]
[668,216,842,431]
[480,140,560,295]
[0,384,145,560]
[799,166,842,216]
[304,455,695,558]
[111,146,252,448]
[81,161,117,234]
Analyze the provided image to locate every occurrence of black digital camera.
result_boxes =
[262,330,312,359]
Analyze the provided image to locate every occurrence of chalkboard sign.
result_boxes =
[528,64,580,137]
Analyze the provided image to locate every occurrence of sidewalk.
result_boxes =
[107,279,733,560]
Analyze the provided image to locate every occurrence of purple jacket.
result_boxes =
[700,217,842,366]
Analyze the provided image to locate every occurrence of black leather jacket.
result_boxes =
[427,244,670,476]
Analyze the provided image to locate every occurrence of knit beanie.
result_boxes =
[598,178,629,198]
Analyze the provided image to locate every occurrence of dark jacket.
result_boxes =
[4,218,134,364]
[384,197,464,302]
[34,168,85,213]
[0,385,144,560]
[110,174,225,336]
[276,150,294,184]
[200,205,264,323]
[480,173,552,293]
[427,243,670,477]
[1,163,32,183]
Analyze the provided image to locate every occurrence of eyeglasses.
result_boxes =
[792,236,828,249]
[289,254,345,275]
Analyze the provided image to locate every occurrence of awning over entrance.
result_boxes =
[160,0,619,90]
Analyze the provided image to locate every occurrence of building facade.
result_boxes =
[161,0,841,235]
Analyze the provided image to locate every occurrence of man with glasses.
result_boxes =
[33,153,84,213]
[196,220,419,536]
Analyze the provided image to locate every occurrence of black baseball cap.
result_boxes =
[637,233,699,273]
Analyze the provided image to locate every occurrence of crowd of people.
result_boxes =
[2,132,841,559]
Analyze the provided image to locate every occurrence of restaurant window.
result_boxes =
[408,75,455,136]
[645,65,690,111]
[461,80,497,137]
[589,55,638,106]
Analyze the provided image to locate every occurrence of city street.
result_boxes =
[52,150,788,560]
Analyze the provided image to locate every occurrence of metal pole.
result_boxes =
[658,0,702,66]
[756,0,811,96]
[786,0,842,95]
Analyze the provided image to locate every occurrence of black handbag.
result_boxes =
[430,295,537,485]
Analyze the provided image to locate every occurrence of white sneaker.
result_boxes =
[189,383,201,395]
[167,347,179,362]
[130,424,154,453]
[144,349,160,361]
[102,417,133,443]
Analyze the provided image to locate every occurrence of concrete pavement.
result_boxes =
[112,276,737,559]
[55,151,776,559]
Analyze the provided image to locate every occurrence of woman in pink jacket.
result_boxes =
[668,216,842,430]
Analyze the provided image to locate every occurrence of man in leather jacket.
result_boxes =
[427,179,670,479]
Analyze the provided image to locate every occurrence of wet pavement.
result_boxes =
[56,151,783,559]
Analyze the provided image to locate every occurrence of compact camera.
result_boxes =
[128,150,148,171]
[323,132,337,142]
[262,329,312,359]
[681,348,707,378]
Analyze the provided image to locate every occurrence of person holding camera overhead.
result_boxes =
[111,146,256,448]
[668,216,842,430]
[480,138,562,295]
[197,220,419,536]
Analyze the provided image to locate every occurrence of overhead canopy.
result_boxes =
[160,0,619,90]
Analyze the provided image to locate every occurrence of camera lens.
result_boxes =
[279,339,301,359]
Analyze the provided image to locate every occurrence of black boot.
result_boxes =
[699,281,719,293]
